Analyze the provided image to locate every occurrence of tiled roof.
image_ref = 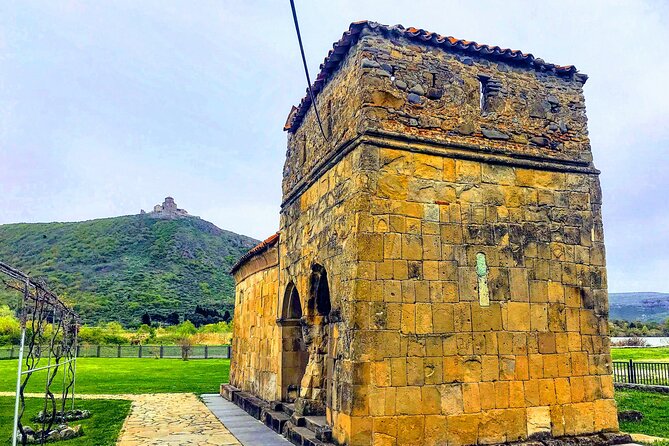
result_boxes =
[230,232,280,274]
[284,21,582,133]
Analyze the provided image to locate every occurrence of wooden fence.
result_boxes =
[613,360,669,386]
[0,344,231,360]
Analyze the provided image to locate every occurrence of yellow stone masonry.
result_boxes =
[231,244,281,402]
[231,22,618,446]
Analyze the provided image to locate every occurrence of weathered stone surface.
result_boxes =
[407,93,422,104]
[482,128,510,140]
[118,393,241,445]
[231,21,616,446]
[455,121,476,135]
[409,84,426,95]
[427,88,443,100]
[371,90,405,109]
[531,136,550,147]
[362,58,381,68]
[230,241,281,403]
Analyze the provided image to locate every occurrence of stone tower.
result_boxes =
[229,21,620,446]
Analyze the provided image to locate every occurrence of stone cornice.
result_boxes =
[280,130,600,209]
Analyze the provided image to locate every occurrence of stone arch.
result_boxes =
[294,264,332,415]
[280,281,308,402]
[282,281,303,320]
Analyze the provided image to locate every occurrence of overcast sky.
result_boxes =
[1,1,668,293]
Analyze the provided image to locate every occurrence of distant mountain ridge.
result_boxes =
[609,292,669,322]
[0,214,258,325]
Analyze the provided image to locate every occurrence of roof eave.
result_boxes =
[284,21,586,134]
[230,232,280,275]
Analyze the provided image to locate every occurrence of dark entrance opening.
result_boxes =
[280,282,308,402]
[311,265,331,317]
[293,264,332,416]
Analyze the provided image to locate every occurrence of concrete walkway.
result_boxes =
[201,394,292,446]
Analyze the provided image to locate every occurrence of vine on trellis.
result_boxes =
[1,261,80,446]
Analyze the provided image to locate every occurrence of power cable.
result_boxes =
[289,0,328,140]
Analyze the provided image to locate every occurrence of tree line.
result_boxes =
[609,319,669,337]
[0,304,233,347]
[140,305,231,328]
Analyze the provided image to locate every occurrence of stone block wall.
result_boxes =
[280,144,377,430]
[230,21,618,446]
[355,31,592,165]
[282,41,366,200]
[339,143,617,445]
[231,245,281,402]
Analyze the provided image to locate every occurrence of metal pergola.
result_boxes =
[0,261,80,446]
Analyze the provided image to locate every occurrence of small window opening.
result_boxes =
[476,252,490,306]
[478,76,490,112]
[309,264,331,317]
[283,282,302,320]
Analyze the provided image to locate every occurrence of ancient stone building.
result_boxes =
[140,196,191,218]
[225,21,624,446]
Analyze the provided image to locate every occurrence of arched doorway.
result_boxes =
[295,264,331,415]
[280,282,308,402]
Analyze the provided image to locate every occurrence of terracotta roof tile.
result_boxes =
[285,21,583,133]
[230,232,279,274]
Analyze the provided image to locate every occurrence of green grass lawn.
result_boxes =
[0,358,230,394]
[0,397,131,445]
[616,389,669,438]
[611,347,669,362]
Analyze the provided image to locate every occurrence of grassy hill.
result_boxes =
[0,215,257,326]
[610,292,669,323]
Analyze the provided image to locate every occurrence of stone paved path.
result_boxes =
[117,393,241,445]
[1,392,241,445]
[630,433,669,444]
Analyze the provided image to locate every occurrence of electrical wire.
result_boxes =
[289,0,328,140]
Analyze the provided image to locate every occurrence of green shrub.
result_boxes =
[0,306,20,346]
[78,325,126,345]
[0,305,14,318]
[198,321,232,334]
[175,320,197,337]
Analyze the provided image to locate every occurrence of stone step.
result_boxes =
[201,394,292,446]
[270,401,284,412]
[231,390,270,420]
[280,405,332,443]
[304,416,327,432]
[304,416,332,442]
[282,402,296,417]
[290,414,306,427]
[284,423,334,446]
[219,383,240,401]
[263,409,291,434]
[216,392,334,445]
